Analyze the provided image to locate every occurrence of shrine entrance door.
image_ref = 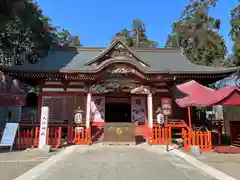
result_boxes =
[103,96,136,145]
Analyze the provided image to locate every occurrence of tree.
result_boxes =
[0,0,26,31]
[0,0,81,66]
[112,19,158,48]
[57,29,81,47]
[230,1,240,66]
[166,0,226,66]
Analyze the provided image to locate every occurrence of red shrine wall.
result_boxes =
[36,88,188,142]
[37,91,188,124]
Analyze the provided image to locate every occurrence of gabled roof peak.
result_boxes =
[84,39,150,66]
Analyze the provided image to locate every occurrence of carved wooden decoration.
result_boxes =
[106,64,146,79]
[131,86,150,94]
[108,44,131,58]
[111,67,130,74]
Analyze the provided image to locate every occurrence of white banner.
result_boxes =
[39,106,49,149]
[131,97,146,122]
[91,96,105,122]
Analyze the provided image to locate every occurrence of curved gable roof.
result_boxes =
[84,40,150,67]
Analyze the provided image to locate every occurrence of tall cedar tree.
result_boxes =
[166,0,226,66]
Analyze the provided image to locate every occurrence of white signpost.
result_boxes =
[0,123,19,151]
[38,106,49,149]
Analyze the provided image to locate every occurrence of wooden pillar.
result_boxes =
[147,93,153,128]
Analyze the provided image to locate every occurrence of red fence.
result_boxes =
[15,126,62,149]
[0,124,91,150]
[67,126,91,145]
[149,124,172,145]
[182,128,212,152]
[147,122,212,152]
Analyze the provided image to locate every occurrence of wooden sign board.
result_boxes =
[161,98,172,116]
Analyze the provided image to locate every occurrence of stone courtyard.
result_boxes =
[34,144,216,180]
[195,152,240,180]
[0,149,57,180]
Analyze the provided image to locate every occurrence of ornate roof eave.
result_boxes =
[0,62,239,83]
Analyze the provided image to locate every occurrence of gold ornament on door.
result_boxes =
[116,128,123,135]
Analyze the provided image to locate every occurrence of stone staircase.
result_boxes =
[233,133,240,147]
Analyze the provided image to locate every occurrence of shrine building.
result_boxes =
[0,40,239,143]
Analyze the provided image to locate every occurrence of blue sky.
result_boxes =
[37,0,238,53]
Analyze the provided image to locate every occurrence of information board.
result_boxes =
[161,98,172,116]
[0,123,19,151]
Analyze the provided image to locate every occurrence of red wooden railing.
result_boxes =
[67,126,92,145]
[148,121,188,145]
[33,127,62,148]
[182,128,212,152]
[16,126,62,149]
[0,124,92,150]
[148,123,172,145]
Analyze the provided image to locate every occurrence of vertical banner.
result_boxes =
[39,106,49,149]
[131,97,146,122]
[91,96,105,122]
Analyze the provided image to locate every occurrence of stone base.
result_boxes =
[100,141,136,146]
[38,145,51,153]
[190,145,201,156]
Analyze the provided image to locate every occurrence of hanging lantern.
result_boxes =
[74,106,84,124]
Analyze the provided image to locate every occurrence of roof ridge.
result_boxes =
[53,45,181,52]
[132,48,181,52]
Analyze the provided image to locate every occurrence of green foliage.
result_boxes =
[112,19,158,48]
[230,1,240,66]
[0,0,81,65]
[166,0,226,66]
[57,29,81,47]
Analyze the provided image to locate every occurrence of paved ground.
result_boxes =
[0,149,57,180]
[36,144,216,180]
[195,152,240,180]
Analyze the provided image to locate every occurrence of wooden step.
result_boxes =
[173,132,182,136]
[233,143,240,147]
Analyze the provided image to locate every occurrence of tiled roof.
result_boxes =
[0,40,239,74]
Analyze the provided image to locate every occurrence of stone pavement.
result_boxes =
[194,152,240,180]
[0,149,57,180]
[35,144,216,180]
